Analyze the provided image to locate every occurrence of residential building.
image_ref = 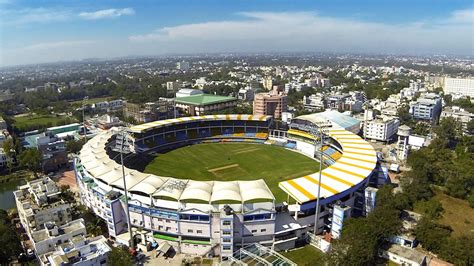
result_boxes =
[43,235,111,266]
[124,99,176,123]
[363,115,400,142]
[409,93,442,122]
[444,77,474,98]
[36,134,68,172]
[441,106,473,134]
[253,87,288,119]
[175,88,204,98]
[86,114,123,130]
[31,219,87,256]
[238,86,255,102]
[14,177,73,237]
[0,148,12,168]
[175,94,237,116]
[326,94,351,111]
[303,94,325,111]
[379,244,426,266]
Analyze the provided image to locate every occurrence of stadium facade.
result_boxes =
[74,114,379,258]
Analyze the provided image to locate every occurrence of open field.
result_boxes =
[13,114,76,132]
[144,143,321,202]
[279,245,326,265]
[434,191,474,237]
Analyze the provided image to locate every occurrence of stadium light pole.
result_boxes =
[310,122,328,235]
[117,128,134,249]
[82,96,88,144]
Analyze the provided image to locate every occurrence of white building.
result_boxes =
[444,77,474,98]
[363,115,400,142]
[31,219,87,256]
[176,61,190,71]
[441,106,473,133]
[175,88,204,98]
[409,93,442,122]
[379,244,426,266]
[43,235,111,266]
[166,81,179,92]
[14,177,73,235]
[238,86,255,102]
[303,94,325,111]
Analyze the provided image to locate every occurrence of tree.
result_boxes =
[18,148,42,175]
[328,185,401,265]
[415,218,451,253]
[0,210,22,263]
[108,246,134,266]
[66,139,84,154]
[2,138,15,173]
[413,199,444,219]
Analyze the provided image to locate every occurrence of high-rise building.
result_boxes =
[263,76,273,90]
[253,87,288,119]
[444,77,474,97]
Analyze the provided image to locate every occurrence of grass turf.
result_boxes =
[13,114,76,132]
[433,190,474,237]
[143,143,320,202]
[279,245,326,265]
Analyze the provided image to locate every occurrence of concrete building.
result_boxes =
[36,134,68,172]
[124,99,176,123]
[441,106,473,134]
[253,87,288,119]
[43,235,111,266]
[263,76,274,90]
[91,99,123,111]
[175,94,237,116]
[238,86,255,102]
[175,88,204,98]
[409,93,442,122]
[31,219,87,256]
[166,81,180,93]
[444,77,474,98]
[379,244,426,266]
[176,61,190,71]
[87,114,123,130]
[363,116,400,142]
[303,94,325,111]
[397,125,411,161]
[14,177,73,235]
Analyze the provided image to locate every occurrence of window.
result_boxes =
[187,229,193,233]
[251,229,257,233]
[260,229,266,232]
[197,230,202,234]
[223,246,231,250]
[222,220,231,226]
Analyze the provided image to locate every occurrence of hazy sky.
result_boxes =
[1,0,473,67]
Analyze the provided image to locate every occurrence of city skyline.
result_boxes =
[1,0,473,67]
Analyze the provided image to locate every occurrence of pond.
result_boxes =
[0,179,26,210]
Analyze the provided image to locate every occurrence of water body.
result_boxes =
[0,179,26,210]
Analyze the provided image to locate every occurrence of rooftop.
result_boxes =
[175,94,236,105]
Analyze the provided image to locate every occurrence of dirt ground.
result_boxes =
[54,169,78,193]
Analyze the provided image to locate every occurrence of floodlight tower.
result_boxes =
[309,121,330,234]
[113,128,134,248]
[82,96,89,143]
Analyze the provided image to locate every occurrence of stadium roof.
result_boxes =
[175,94,236,106]
[79,128,274,203]
[129,114,271,133]
[279,128,377,204]
[297,110,361,133]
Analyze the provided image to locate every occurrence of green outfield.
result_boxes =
[143,143,320,202]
